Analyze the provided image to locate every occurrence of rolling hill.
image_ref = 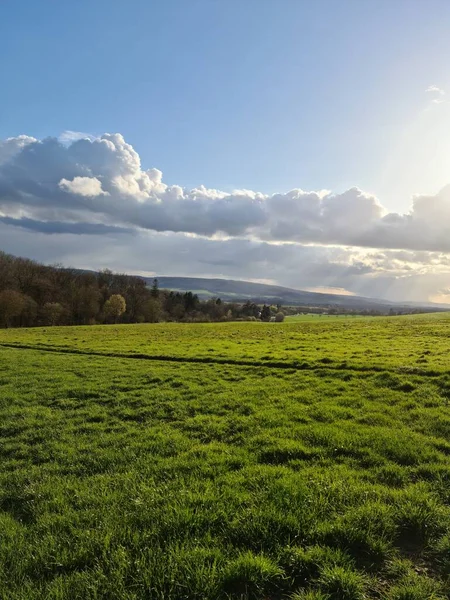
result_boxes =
[149,276,447,312]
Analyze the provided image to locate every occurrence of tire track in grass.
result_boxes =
[0,342,443,377]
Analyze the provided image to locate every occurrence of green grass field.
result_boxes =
[0,315,449,599]
[285,314,364,321]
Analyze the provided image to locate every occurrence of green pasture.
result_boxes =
[0,315,449,598]
[285,314,364,321]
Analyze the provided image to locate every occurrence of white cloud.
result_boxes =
[0,135,36,166]
[59,176,108,197]
[1,131,450,251]
[426,85,445,95]
[58,130,95,144]
[2,131,450,301]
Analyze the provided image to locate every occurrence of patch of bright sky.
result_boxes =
[2,0,450,213]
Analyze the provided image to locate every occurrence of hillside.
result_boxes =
[1,251,446,327]
[151,276,446,312]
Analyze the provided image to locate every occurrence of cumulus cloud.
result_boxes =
[1,132,450,252]
[59,176,108,197]
[58,130,95,144]
[0,135,37,166]
[1,131,450,302]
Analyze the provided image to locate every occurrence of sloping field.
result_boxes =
[2,313,450,371]
[0,315,449,599]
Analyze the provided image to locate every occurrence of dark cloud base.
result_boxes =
[0,216,133,236]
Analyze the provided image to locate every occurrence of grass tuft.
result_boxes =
[318,565,367,600]
[221,552,284,598]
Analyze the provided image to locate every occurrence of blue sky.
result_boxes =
[3,0,450,206]
[2,0,450,301]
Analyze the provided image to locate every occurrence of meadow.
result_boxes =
[0,315,449,599]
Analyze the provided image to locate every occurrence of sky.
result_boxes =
[2,0,450,302]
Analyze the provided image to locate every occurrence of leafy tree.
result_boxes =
[275,312,285,322]
[42,302,64,326]
[0,289,26,327]
[104,294,126,323]
[20,295,38,327]
[143,298,162,323]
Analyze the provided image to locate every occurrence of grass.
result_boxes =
[285,314,365,321]
[0,314,449,598]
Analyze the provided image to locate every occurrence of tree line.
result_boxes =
[0,252,285,328]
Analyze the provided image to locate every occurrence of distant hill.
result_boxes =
[148,276,448,312]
